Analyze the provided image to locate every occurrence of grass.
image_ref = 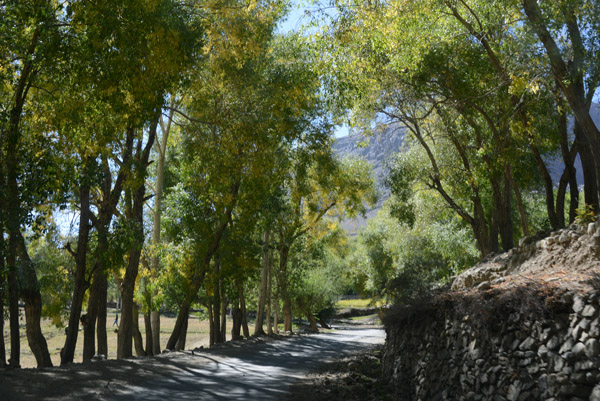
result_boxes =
[349,313,379,321]
[3,308,257,368]
[336,298,383,309]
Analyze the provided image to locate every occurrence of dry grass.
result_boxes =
[336,299,382,309]
[3,309,256,368]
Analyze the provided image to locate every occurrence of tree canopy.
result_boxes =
[0,0,598,368]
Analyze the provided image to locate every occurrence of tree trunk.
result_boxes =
[238,282,249,338]
[6,237,19,367]
[231,306,243,341]
[530,142,560,230]
[273,296,279,334]
[144,311,153,356]
[0,238,6,368]
[167,289,195,350]
[283,298,293,333]
[219,284,227,343]
[489,187,500,253]
[472,199,491,258]
[148,104,174,357]
[506,166,529,236]
[254,231,270,336]
[266,252,273,335]
[62,177,92,365]
[307,312,318,333]
[557,92,580,225]
[575,122,599,209]
[175,313,187,351]
[277,243,293,333]
[318,318,331,329]
[16,233,52,367]
[96,271,108,357]
[150,310,160,356]
[132,304,145,357]
[3,27,51,368]
[557,170,569,229]
[501,170,513,251]
[212,294,221,344]
[82,265,101,361]
[117,122,157,359]
[23,288,52,367]
[207,302,214,347]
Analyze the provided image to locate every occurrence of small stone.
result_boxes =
[507,381,522,401]
[555,372,569,385]
[572,342,586,357]
[577,317,591,331]
[559,384,593,398]
[526,362,540,374]
[582,305,597,317]
[477,281,491,291]
[574,360,595,371]
[589,318,600,337]
[537,344,548,359]
[585,339,600,358]
[572,372,588,384]
[588,222,597,235]
[591,385,600,401]
[573,295,586,313]
[559,338,576,354]
[546,336,560,351]
[519,337,536,350]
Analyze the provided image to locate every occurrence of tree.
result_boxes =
[522,0,600,209]
[163,5,332,349]
[274,153,377,332]
[316,0,584,257]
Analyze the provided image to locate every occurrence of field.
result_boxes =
[335,298,382,309]
[3,309,257,368]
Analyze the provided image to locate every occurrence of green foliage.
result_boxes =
[28,234,73,327]
[289,227,349,318]
[575,204,599,225]
[350,200,479,303]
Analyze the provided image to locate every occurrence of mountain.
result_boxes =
[333,124,405,234]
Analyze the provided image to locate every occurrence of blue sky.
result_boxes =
[277,1,350,139]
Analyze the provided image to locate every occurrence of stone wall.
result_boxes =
[383,286,600,400]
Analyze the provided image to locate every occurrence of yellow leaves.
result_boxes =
[508,74,527,96]
[509,73,540,96]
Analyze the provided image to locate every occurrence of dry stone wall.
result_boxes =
[383,287,600,400]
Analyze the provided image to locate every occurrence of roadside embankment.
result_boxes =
[383,221,600,400]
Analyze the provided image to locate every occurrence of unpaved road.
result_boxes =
[0,325,384,400]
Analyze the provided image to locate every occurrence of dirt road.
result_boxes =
[0,325,384,400]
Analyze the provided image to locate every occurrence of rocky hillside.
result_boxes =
[451,221,600,291]
[333,124,405,234]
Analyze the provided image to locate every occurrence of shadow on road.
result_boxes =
[0,328,385,401]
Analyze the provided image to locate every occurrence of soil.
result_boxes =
[451,221,600,293]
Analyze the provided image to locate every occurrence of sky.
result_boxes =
[277,1,350,139]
